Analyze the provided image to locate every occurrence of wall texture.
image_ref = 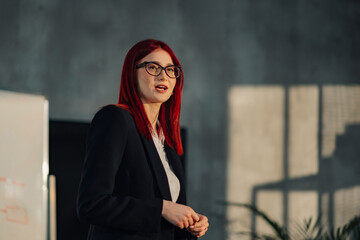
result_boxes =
[1,0,360,239]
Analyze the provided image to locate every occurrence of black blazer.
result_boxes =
[77,105,195,240]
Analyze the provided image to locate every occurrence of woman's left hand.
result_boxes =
[186,214,209,238]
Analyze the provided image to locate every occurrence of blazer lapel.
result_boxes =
[164,144,187,204]
[140,135,172,201]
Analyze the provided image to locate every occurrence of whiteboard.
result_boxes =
[0,90,48,240]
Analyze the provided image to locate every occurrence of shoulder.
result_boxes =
[90,104,135,131]
[94,105,132,121]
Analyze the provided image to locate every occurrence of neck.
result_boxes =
[143,103,161,132]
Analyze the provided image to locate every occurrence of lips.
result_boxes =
[155,84,168,92]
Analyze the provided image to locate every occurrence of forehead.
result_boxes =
[141,48,173,65]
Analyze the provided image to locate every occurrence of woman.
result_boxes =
[77,39,209,240]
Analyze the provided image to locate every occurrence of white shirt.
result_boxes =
[151,125,181,202]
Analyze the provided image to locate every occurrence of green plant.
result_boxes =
[220,201,360,240]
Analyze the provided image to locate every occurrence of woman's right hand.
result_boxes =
[161,200,200,229]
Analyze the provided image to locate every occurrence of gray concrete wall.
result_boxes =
[1,0,360,239]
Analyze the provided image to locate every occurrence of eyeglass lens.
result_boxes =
[145,62,180,78]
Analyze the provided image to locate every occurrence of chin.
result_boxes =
[155,96,172,103]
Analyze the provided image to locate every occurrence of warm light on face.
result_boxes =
[136,49,177,105]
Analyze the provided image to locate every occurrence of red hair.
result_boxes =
[117,39,184,155]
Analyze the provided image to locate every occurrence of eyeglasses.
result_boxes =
[136,61,182,79]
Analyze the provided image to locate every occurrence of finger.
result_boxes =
[190,229,204,237]
[190,226,207,234]
[190,223,203,231]
[193,219,208,229]
[183,218,189,229]
[193,219,204,228]
[188,215,194,226]
[189,226,201,233]
[189,222,208,232]
[187,226,206,236]
[177,222,184,229]
[189,226,207,233]
[192,211,200,222]
[197,228,208,237]
[200,215,208,224]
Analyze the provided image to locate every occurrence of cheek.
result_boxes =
[169,80,177,92]
[137,75,151,94]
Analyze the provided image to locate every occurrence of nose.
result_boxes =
[157,69,168,81]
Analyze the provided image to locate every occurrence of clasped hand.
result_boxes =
[162,200,209,238]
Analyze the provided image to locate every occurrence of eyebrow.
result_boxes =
[150,61,174,67]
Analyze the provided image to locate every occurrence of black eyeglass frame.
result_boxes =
[136,61,182,79]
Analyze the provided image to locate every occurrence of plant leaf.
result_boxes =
[220,201,290,240]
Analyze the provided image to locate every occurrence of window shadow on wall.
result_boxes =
[248,85,360,238]
[251,124,360,235]
[226,84,360,239]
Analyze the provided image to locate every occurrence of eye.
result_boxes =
[147,63,158,70]
[166,66,175,72]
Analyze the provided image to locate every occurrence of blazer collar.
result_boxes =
[164,144,187,204]
[140,135,172,201]
[164,144,185,186]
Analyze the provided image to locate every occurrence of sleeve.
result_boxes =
[77,105,163,233]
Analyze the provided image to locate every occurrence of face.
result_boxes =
[136,48,177,105]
